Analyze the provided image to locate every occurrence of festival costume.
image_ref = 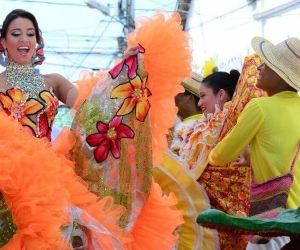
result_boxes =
[197,37,300,250]
[182,113,202,123]
[0,64,129,249]
[199,91,300,249]
[0,10,205,249]
[64,10,193,249]
[208,91,300,209]
[165,55,267,249]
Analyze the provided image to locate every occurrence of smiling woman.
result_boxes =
[0,9,133,249]
[0,7,194,250]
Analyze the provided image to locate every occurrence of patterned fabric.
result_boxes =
[248,143,300,243]
[0,87,60,246]
[198,54,267,250]
[199,54,266,213]
[171,104,229,175]
[0,194,16,247]
[0,87,59,140]
[168,54,267,249]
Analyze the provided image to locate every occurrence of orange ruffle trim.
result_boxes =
[65,10,192,249]
[0,110,70,250]
[53,129,184,250]
[129,180,183,250]
[127,10,193,165]
[0,109,129,249]
[71,70,108,116]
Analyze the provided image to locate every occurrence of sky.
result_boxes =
[186,0,300,73]
[2,0,300,81]
[0,0,178,81]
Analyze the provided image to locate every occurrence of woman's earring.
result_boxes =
[4,48,8,58]
[3,48,8,66]
[215,100,220,111]
[31,51,37,65]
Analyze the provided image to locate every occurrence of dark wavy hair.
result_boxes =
[1,9,41,43]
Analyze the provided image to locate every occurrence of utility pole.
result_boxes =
[85,0,135,55]
[117,0,135,54]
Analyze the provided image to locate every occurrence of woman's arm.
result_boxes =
[46,73,78,108]
[208,99,264,166]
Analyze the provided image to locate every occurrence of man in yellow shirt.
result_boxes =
[207,37,300,249]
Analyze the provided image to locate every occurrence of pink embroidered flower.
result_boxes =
[86,116,134,163]
[109,44,145,79]
[110,74,151,122]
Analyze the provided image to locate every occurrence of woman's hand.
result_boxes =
[233,145,251,166]
[123,45,145,60]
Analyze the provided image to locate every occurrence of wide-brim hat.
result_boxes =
[251,36,300,92]
[181,72,203,97]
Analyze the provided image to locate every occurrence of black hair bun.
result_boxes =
[230,69,240,85]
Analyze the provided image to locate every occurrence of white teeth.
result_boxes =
[18,46,29,49]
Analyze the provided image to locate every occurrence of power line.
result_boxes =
[7,0,86,6]
[187,1,256,30]
[67,16,115,78]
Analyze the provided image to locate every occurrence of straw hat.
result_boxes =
[181,72,203,97]
[251,36,300,92]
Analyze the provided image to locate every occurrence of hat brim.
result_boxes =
[251,36,300,92]
[181,72,202,98]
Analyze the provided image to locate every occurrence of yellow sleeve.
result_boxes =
[208,99,264,166]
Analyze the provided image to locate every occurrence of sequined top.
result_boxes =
[0,87,59,140]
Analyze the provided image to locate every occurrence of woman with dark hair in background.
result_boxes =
[160,54,266,249]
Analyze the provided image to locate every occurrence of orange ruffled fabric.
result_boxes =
[72,70,107,116]
[127,10,193,165]
[0,109,129,249]
[53,129,183,250]
[129,179,183,250]
[52,127,131,248]
[0,109,71,250]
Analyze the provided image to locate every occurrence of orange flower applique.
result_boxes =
[111,74,152,122]
[0,88,44,134]
[86,116,134,163]
[38,90,59,139]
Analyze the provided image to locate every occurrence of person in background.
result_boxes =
[169,71,203,147]
[168,68,252,249]
[175,71,203,123]
[171,69,240,171]
[208,37,300,250]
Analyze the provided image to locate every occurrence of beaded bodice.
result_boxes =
[6,62,45,98]
[0,62,59,140]
[0,64,59,246]
[0,87,59,140]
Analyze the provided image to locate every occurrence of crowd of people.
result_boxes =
[0,6,299,250]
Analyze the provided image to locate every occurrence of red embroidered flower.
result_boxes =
[110,74,151,122]
[86,116,134,163]
[109,44,145,79]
